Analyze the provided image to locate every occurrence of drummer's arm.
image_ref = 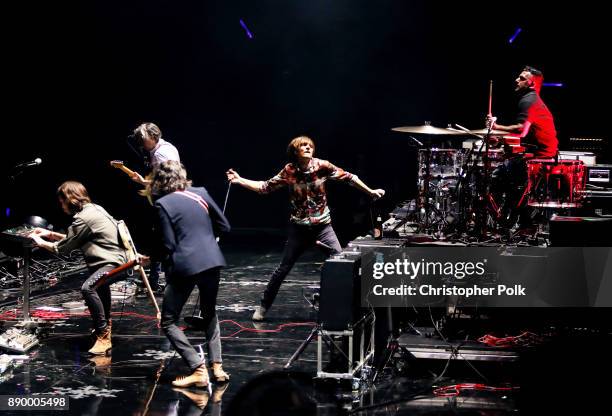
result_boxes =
[486,115,531,137]
[492,121,531,137]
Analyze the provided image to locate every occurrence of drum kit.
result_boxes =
[390,122,588,240]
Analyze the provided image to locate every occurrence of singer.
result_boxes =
[226,136,385,321]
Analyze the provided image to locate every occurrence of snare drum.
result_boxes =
[526,159,586,208]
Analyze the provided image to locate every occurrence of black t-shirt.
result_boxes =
[516,90,558,157]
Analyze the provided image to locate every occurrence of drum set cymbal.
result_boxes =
[391,124,508,137]
[391,124,465,135]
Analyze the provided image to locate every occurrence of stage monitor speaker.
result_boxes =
[549,216,612,246]
[319,254,362,331]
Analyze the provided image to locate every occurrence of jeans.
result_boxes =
[81,264,129,333]
[161,268,222,372]
[261,223,342,309]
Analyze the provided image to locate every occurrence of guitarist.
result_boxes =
[130,122,181,185]
[129,122,181,291]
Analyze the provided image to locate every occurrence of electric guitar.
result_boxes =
[110,160,153,205]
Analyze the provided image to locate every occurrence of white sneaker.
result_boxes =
[252,306,267,321]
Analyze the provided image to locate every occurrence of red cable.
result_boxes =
[32,310,69,319]
[434,383,518,397]
[0,309,159,322]
[218,319,316,339]
[1,308,314,339]
[478,331,542,347]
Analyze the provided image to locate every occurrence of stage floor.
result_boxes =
[0,234,608,415]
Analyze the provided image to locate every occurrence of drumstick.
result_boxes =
[488,80,493,116]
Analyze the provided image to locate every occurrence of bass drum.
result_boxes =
[526,159,586,208]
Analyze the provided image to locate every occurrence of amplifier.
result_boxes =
[319,254,362,331]
[549,215,612,246]
[569,137,606,153]
[586,165,612,188]
[559,151,596,166]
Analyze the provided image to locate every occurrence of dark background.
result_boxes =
[2,0,608,249]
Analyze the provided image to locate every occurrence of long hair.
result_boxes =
[286,136,315,163]
[57,181,91,214]
[150,161,192,197]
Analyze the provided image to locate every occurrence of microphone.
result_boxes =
[16,158,42,168]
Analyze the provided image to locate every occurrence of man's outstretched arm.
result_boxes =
[226,168,266,193]
[351,175,385,200]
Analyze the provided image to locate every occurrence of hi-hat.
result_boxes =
[391,124,466,135]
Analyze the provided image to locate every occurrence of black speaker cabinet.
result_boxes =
[549,215,612,246]
[319,254,362,331]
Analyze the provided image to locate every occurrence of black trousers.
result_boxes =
[81,264,129,333]
[261,223,342,309]
[161,268,222,371]
[491,157,531,226]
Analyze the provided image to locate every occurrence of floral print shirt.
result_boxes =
[260,158,354,225]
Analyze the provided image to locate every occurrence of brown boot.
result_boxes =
[210,362,229,382]
[88,326,112,355]
[172,365,209,388]
[90,319,111,340]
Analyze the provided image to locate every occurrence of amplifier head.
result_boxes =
[587,165,612,188]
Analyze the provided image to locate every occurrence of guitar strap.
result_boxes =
[91,204,133,265]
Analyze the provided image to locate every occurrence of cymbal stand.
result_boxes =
[421,146,432,233]
[453,125,502,240]
[416,144,445,235]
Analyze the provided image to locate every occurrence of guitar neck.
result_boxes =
[110,161,136,177]
[117,165,136,176]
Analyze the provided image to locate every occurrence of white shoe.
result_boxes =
[252,306,267,321]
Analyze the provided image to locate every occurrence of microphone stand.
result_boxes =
[7,163,36,182]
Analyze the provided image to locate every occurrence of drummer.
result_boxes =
[485,66,559,229]
[486,65,558,158]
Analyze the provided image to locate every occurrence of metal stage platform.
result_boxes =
[397,333,520,362]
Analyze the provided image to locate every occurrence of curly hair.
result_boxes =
[149,161,192,196]
[57,181,92,214]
